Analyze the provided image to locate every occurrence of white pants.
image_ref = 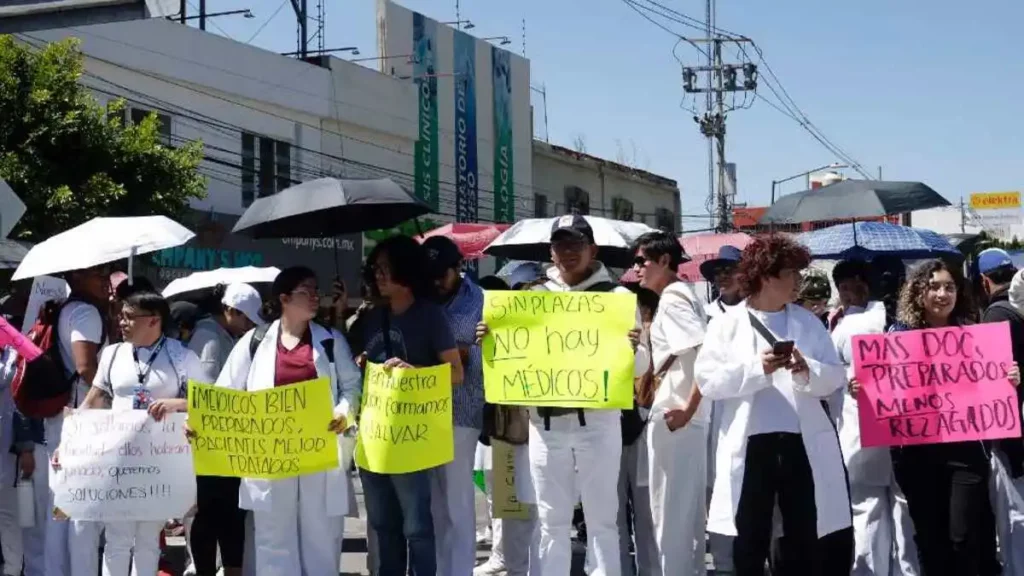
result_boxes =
[618,429,658,576]
[849,478,919,576]
[23,443,52,576]
[101,520,163,576]
[530,409,621,576]
[991,452,1024,576]
[251,472,343,576]
[0,475,23,576]
[431,426,481,576]
[648,420,707,576]
[69,519,103,576]
[484,467,540,576]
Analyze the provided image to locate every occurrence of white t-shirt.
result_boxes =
[94,338,204,412]
[650,282,711,424]
[57,301,105,407]
[746,308,801,435]
[705,298,739,322]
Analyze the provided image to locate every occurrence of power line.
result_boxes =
[247,0,289,44]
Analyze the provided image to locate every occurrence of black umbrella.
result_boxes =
[231,177,432,238]
[0,240,30,270]
[759,180,950,224]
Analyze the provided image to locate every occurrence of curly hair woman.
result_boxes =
[889,259,1019,576]
[693,234,853,576]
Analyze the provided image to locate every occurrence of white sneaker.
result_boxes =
[183,564,197,576]
[473,558,507,576]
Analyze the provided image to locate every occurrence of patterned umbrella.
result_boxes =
[797,221,960,260]
[415,223,510,260]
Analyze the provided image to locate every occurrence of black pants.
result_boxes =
[190,476,246,574]
[893,445,1001,576]
[734,433,853,576]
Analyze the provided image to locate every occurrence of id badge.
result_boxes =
[132,386,153,410]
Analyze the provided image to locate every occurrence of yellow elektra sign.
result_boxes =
[356,362,454,474]
[187,379,339,479]
[970,191,1021,210]
[482,290,637,409]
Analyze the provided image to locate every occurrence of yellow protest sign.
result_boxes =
[482,290,637,409]
[492,440,530,520]
[356,362,453,474]
[187,379,339,480]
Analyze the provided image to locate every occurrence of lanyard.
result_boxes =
[132,337,166,386]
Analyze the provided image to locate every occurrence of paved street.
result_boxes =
[168,475,714,575]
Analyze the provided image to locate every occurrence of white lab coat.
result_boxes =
[215,320,361,576]
[832,302,920,575]
[694,301,851,539]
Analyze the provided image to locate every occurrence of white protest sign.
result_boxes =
[21,275,69,333]
[51,411,195,522]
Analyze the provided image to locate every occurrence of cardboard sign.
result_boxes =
[21,275,69,333]
[356,362,453,474]
[51,411,195,521]
[482,290,637,409]
[188,379,339,479]
[491,440,530,520]
[853,323,1020,447]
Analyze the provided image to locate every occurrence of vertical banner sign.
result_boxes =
[453,29,479,224]
[492,440,530,520]
[482,290,637,408]
[187,379,340,479]
[491,46,515,224]
[356,362,454,474]
[852,323,1020,447]
[50,411,195,522]
[413,12,439,210]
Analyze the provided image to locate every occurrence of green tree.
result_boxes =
[0,36,206,240]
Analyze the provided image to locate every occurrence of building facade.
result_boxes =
[25,7,681,284]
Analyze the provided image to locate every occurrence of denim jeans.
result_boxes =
[360,468,435,576]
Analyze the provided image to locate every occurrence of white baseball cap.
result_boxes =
[222,283,264,326]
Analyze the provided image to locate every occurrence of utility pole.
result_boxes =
[681,2,757,232]
[960,196,966,233]
[199,0,206,30]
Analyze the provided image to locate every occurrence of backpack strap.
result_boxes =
[249,324,270,359]
[321,338,336,365]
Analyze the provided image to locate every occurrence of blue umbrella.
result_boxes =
[797,221,961,260]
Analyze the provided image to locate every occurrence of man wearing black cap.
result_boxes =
[700,245,743,321]
[423,236,486,576]
[476,214,649,576]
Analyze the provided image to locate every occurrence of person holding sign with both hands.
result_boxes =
[476,214,650,576]
[694,235,854,576]
[213,266,362,576]
[358,236,464,576]
[66,291,205,576]
[874,259,1020,576]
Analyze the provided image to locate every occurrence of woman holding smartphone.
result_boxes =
[694,235,853,575]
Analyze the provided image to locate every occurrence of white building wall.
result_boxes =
[531,142,680,229]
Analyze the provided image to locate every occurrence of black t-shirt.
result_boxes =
[362,299,456,367]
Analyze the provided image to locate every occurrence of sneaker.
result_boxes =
[476,527,492,544]
[183,563,197,576]
[473,558,507,576]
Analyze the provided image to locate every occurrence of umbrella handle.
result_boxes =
[127,247,137,285]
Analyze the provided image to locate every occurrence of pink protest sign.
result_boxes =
[853,322,1020,447]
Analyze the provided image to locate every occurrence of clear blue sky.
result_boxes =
[198,0,1024,230]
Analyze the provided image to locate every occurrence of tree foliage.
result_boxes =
[0,36,206,240]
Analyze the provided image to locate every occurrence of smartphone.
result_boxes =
[773,340,795,357]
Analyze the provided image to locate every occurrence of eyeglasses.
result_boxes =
[120,311,154,322]
[632,256,650,269]
[291,288,321,300]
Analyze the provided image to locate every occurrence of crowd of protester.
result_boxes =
[0,214,1021,576]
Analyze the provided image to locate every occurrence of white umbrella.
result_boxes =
[12,216,194,281]
[483,216,657,267]
[162,266,281,298]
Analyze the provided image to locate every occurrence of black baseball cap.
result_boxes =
[423,236,463,275]
[550,214,595,244]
